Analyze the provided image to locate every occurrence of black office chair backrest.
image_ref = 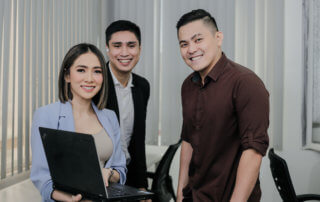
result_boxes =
[268,148,299,202]
[151,139,182,202]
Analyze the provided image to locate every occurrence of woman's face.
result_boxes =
[65,52,103,102]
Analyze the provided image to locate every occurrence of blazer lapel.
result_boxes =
[57,101,75,131]
[131,74,138,132]
[106,63,120,122]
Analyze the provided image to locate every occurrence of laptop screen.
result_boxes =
[39,127,107,199]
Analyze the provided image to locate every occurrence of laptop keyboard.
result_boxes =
[107,185,132,196]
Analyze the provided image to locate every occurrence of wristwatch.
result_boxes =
[108,168,114,181]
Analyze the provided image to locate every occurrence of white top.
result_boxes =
[109,65,134,164]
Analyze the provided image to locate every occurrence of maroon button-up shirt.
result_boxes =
[181,53,269,202]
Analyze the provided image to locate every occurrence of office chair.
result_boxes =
[147,139,182,202]
[268,148,320,202]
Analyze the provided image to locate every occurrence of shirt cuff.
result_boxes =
[241,131,269,156]
[41,180,54,202]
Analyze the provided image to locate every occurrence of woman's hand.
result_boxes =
[51,190,82,202]
[102,168,120,186]
[102,168,113,187]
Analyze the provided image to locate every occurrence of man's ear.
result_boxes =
[216,31,224,47]
[106,45,110,55]
[106,45,110,58]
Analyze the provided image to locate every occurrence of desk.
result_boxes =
[146,145,168,170]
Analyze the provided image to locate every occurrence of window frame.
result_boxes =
[303,0,320,151]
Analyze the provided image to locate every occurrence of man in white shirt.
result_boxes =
[105,20,150,193]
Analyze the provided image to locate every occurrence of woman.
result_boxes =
[30,43,126,202]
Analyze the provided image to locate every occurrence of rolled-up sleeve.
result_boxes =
[180,119,190,143]
[234,73,269,156]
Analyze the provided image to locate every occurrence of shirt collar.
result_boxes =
[191,52,228,84]
[108,63,134,88]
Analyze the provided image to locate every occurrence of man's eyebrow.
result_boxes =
[179,40,187,44]
[179,33,202,44]
[127,41,137,45]
[111,42,122,45]
[191,33,202,40]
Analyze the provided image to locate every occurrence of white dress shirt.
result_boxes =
[109,66,134,164]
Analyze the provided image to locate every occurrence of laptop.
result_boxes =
[39,127,153,201]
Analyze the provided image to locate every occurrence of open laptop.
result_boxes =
[39,127,153,201]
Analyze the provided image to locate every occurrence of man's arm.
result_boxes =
[230,149,262,202]
[177,140,193,202]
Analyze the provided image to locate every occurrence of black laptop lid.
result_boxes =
[39,127,107,199]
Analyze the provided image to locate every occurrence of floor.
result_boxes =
[0,145,181,202]
[0,179,42,202]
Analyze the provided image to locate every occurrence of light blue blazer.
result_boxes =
[30,101,127,202]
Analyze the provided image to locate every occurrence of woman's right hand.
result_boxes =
[51,189,83,202]
[102,167,120,187]
[102,167,113,187]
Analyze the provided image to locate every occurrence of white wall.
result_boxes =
[260,0,320,201]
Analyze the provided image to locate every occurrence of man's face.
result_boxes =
[178,20,223,77]
[107,31,141,74]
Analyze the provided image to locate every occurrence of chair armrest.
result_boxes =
[297,194,320,201]
[146,171,155,179]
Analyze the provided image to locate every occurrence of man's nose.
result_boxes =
[187,43,197,54]
[120,46,129,56]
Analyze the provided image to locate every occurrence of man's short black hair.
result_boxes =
[176,9,219,32]
[105,20,141,46]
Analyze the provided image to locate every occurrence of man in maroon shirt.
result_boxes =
[176,9,269,202]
